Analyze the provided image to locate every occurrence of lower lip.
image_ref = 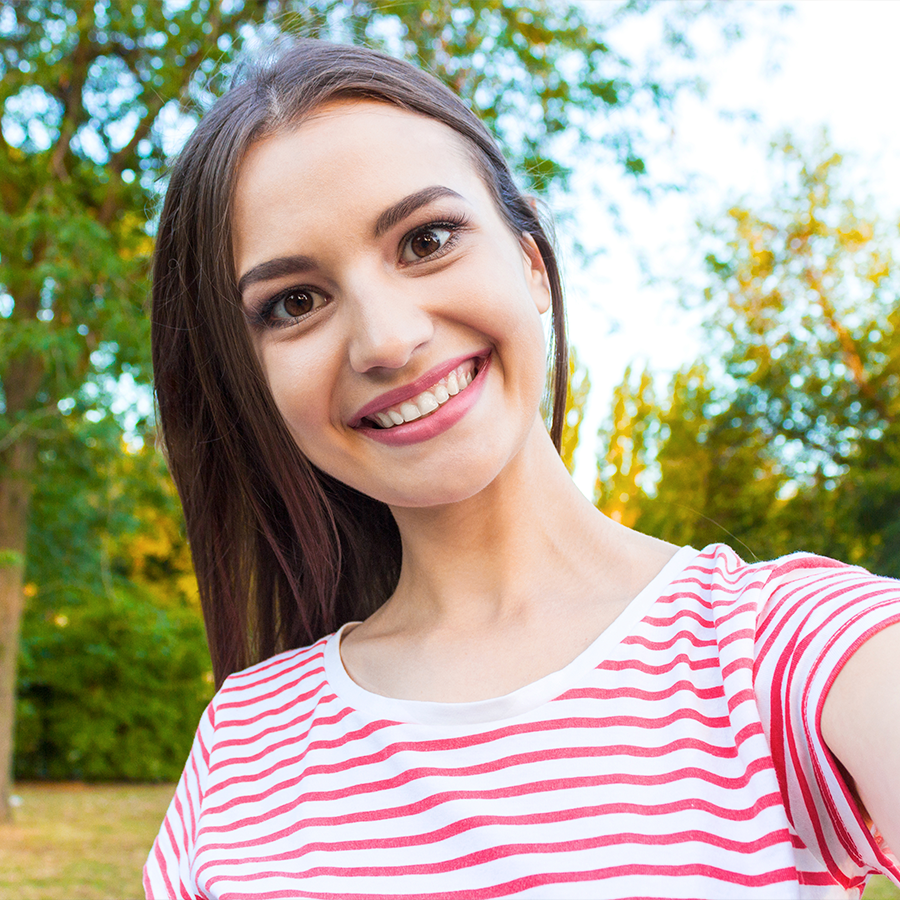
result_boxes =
[354,354,491,447]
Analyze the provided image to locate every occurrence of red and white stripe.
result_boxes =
[144,545,900,899]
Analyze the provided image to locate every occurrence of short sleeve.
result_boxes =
[143,699,216,900]
[753,554,900,891]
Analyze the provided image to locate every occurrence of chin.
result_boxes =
[367,442,526,511]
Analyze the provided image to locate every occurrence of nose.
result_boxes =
[347,278,434,374]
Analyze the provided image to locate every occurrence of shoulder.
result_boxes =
[208,635,335,724]
[667,545,900,655]
[752,549,900,642]
[682,542,900,602]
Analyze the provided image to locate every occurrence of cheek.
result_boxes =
[477,287,548,373]
[451,272,547,394]
[259,343,336,446]
[451,252,547,339]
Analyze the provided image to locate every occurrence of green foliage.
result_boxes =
[26,407,197,607]
[385,0,662,192]
[632,365,789,558]
[15,584,210,781]
[697,137,900,482]
[0,550,24,568]
[595,365,655,528]
[0,0,746,784]
[694,135,900,572]
[559,350,591,474]
[15,411,208,781]
[596,135,900,574]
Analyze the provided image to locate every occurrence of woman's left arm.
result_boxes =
[821,621,900,853]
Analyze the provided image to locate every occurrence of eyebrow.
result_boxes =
[237,185,466,298]
[373,185,465,238]
[238,254,316,298]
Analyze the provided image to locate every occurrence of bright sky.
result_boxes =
[566,0,900,494]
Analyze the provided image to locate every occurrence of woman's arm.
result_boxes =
[821,621,900,854]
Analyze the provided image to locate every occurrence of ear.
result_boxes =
[519,233,552,315]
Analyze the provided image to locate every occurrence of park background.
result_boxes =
[1,1,899,897]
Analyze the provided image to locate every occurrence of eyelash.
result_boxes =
[251,287,329,331]
[250,213,471,330]
[398,213,470,264]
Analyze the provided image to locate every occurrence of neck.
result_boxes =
[382,417,623,631]
[340,414,679,702]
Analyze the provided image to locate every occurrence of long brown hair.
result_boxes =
[152,39,569,687]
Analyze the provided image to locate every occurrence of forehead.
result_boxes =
[233,101,484,239]
[261,98,477,164]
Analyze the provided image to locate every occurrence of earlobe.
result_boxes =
[520,233,552,314]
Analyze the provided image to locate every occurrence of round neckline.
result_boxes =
[324,545,700,727]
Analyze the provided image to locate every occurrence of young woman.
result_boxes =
[144,39,900,900]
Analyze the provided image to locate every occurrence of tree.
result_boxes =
[1,0,743,816]
[594,365,655,528]
[0,0,263,820]
[597,136,900,570]
[631,365,788,557]
[694,135,900,569]
[698,139,897,471]
[559,350,591,474]
[16,417,210,781]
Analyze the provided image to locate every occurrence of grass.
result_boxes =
[0,782,898,899]
[0,782,173,900]
[870,876,900,900]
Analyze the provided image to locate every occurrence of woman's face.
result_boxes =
[232,101,551,508]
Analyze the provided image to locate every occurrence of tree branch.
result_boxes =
[97,7,226,227]
[49,7,100,181]
[97,91,167,226]
[804,266,892,424]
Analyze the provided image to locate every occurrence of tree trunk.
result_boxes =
[0,343,42,823]
[0,436,35,823]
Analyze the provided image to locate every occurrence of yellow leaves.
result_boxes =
[594,366,654,529]
[865,251,891,286]
[109,497,199,611]
[837,220,874,251]
[176,571,200,606]
[114,211,154,262]
[749,248,775,281]
[560,351,591,475]
[127,530,170,571]
[118,233,154,262]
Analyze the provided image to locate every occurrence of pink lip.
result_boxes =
[352,351,492,447]
[349,349,491,426]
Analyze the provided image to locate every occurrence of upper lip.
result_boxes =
[349,349,490,427]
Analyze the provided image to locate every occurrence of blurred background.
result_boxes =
[1,1,899,897]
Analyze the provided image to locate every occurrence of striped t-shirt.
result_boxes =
[144,544,900,899]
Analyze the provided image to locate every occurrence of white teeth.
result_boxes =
[365,359,481,429]
[416,392,440,415]
[399,402,422,421]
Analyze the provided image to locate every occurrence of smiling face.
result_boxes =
[232,101,552,508]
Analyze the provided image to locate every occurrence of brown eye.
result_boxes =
[411,231,440,257]
[401,225,453,263]
[270,287,327,321]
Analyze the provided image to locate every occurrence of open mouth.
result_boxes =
[362,358,481,430]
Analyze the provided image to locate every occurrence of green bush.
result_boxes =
[15,583,211,781]
[14,412,212,781]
